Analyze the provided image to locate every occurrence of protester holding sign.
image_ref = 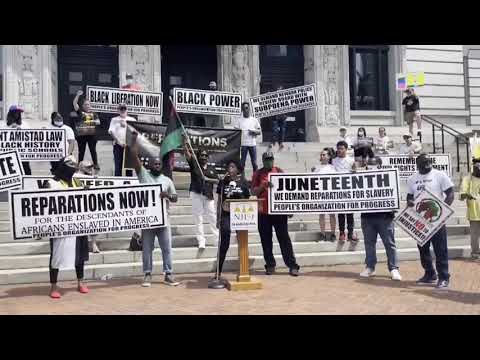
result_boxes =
[73,90,101,170]
[215,160,250,277]
[129,130,180,287]
[251,151,300,276]
[402,88,422,138]
[183,141,220,249]
[109,104,136,176]
[332,141,358,251]
[6,105,31,175]
[312,149,337,242]
[460,158,480,260]
[407,154,454,290]
[50,112,75,171]
[234,102,261,172]
[399,133,422,156]
[47,156,90,299]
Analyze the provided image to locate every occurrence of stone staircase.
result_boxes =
[0,125,473,285]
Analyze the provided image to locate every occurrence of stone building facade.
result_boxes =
[1,45,476,142]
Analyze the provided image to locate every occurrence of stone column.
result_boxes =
[39,45,57,122]
[218,45,233,127]
[304,45,321,142]
[3,46,20,120]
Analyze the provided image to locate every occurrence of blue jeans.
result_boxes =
[142,226,173,274]
[240,146,258,172]
[417,226,449,281]
[361,214,398,271]
[272,118,286,144]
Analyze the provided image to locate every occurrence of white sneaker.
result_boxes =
[142,274,152,287]
[197,236,206,249]
[360,268,375,278]
[391,269,402,281]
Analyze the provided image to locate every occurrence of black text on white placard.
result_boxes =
[0,129,66,161]
[0,151,23,191]
[174,88,242,116]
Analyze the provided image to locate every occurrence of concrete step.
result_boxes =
[0,245,471,285]
[0,224,469,256]
[0,236,469,271]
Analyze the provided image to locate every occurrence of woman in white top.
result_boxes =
[50,112,76,171]
[6,105,31,175]
[312,148,337,242]
[373,127,394,155]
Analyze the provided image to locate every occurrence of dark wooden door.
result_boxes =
[58,46,119,140]
[161,45,217,126]
[259,45,305,142]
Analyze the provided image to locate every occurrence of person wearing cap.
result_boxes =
[204,81,220,128]
[73,90,101,170]
[251,151,300,276]
[402,88,422,137]
[399,133,422,156]
[75,160,101,253]
[109,104,137,176]
[47,156,90,299]
[50,112,76,172]
[5,105,31,175]
[122,73,141,91]
[406,154,454,290]
[183,140,220,249]
[234,102,262,173]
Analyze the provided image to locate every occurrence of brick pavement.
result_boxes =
[0,259,479,315]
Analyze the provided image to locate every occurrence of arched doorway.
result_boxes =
[259,45,305,143]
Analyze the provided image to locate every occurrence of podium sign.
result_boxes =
[230,201,258,231]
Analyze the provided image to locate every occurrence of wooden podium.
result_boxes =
[224,199,263,291]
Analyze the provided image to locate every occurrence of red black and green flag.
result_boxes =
[160,101,184,177]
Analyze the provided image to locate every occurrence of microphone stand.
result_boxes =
[208,174,226,289]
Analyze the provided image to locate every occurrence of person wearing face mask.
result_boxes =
[121,73,142,91]
[460,158,480,260]
[373,127,394,155]
[47,156,90,299]
[129,130,180,287]
[183,141,220,249]
[399,133,422,156]
[5,105,31,175]
[352,127,375,167]
[214,160,251,279]
[406,154,454,290]
[50,112,76,172]
[251,152,300,276]
[109,104,137,176]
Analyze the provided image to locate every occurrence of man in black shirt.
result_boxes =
[184,142,219,249]
[402,88,422,138]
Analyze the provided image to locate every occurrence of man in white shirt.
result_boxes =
[406,154,454,290]
[399,133,422,156]
[332,140,357,251]
[109,104,136,176]
[234,102,262,172]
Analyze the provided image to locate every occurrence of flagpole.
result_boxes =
[168,96,205,180]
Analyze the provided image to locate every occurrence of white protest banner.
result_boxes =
[249,84,317,119]
[378,154,451,179]
[394,189,454,246]
[22,176,139,190]
[9,184,166,240]
[0,151,24,192]
[174,88,242,116]
[0,128,66,161]
[86,85,163,116]
[230,201,258,231]
[268,169,400,215]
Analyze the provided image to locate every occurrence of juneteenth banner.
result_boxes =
[249,84,317,118]
[378,154,451,179]
[22,176,139,190]
[0,151,24,192]
[174,88,242,116]
[268,169,401,215]
[394,189,454,246]
[124,121,241,172]
[9,184,166,240]
[0,129,67,161]
[86,85,163,116]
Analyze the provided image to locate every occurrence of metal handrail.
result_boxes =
[420,115,470,173]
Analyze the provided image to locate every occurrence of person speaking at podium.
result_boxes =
[214,160,251,279]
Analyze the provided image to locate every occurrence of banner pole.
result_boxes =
[168,96,205,179]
